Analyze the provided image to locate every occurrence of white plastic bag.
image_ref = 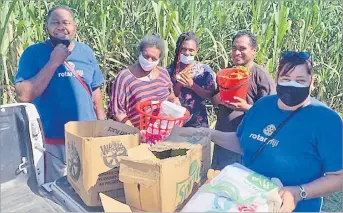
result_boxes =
[157,101,186,129]
[159,101,186,118]
[181,163,282,212]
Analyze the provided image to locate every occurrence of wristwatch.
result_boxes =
[299,185,307,200]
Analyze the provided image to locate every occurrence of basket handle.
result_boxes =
[151,100,160,105]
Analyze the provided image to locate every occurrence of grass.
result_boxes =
[1,0,342,111]
[322,192,343,212]
[1,0,342,211]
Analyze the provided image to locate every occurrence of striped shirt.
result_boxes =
[108,67,173,128]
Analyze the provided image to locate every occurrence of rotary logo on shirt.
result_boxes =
[248,124,279,148]
[58,61,84,78]
[263,124,276,136]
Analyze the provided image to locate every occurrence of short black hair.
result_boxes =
[232,30,257,49]
[46,5,74,22]
[277,52,314,78]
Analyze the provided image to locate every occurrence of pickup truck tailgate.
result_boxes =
[0,104,64,212]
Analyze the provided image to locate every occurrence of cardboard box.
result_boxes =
[118,142,203,212]
[164,127,211,182]
[100,193,140,212]
[65,120,140,206]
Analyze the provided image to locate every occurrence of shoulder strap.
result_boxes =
[248,106,302,166]
[64,62,92,97]
[43,41,92,98]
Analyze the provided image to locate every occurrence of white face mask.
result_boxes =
[138,54,159,72]
[180,54,195,65]
[278,81,307,88]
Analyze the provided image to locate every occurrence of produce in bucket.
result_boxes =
[220,66,249,80]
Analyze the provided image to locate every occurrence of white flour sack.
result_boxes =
[181,163,282,212]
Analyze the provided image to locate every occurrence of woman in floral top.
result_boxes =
[167,32,216,127]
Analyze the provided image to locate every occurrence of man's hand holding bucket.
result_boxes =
[212,94,252,112]
[225,96,252,111]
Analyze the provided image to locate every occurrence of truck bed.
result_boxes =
[1,180,65,212]
[51,176,104,212]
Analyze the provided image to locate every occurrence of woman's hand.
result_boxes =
[277,170,343,212]
[176,72,194,88]
[278,186,301,212]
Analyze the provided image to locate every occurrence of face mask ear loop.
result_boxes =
[301,77,313,107]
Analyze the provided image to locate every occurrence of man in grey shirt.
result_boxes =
[211,30,276,170]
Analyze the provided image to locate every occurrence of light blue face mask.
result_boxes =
[278,81,307,88]
[180,54,195,64]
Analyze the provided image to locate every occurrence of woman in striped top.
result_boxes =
[108,34,180,127]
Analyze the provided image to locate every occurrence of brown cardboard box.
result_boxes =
[100,193,141,212]
[65,120,140,206]
[117,142,203,212]
[164,127,211,182]
[100,193,132,212]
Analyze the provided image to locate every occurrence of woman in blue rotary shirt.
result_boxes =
[210,51,342,212]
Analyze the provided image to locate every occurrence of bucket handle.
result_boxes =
[216,78,249,91]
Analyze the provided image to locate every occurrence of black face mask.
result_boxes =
[276,83,310,107]
[49,34,71,48]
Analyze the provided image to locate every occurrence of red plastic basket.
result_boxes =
[136,100,190,144]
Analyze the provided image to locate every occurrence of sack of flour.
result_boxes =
[181,163,282,212]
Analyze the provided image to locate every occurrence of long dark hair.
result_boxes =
[170,32,198,75]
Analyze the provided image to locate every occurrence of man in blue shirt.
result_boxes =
[14,6,105,183]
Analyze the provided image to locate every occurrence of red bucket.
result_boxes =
[217,67,250,103]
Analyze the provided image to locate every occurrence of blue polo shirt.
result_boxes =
[14,40,104,139]
[237,95,342,212]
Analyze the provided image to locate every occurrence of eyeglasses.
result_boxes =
[281,51,311,61]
